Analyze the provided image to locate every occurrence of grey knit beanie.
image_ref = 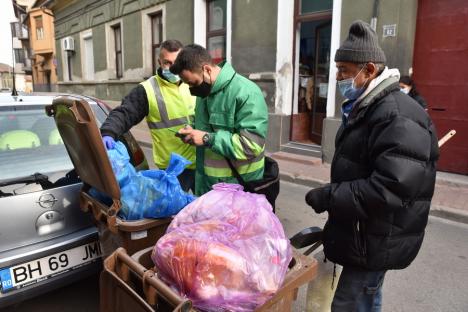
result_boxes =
[335,20,386,63]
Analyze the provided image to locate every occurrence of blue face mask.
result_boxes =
[337,66,368,100]
[400,87,410,95]
[162,68,180,83]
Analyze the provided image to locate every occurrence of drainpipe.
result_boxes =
[370,0,380,31]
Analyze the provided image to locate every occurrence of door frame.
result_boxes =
[290,0,332,143]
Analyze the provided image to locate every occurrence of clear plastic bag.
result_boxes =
[152,183,292,311]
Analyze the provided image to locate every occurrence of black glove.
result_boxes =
[305,185,331,214]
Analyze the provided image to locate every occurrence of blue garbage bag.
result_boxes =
[89,142,135,206]
[90,142,195,220]
[107,141,136,187]
[118,153,196,220]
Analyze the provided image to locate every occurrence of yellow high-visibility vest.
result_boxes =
[140,75,196,169]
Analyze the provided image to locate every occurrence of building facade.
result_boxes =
[11,0,34,93]
[25,3,58,92]
[47,0,467,174]
[0,64,14,91]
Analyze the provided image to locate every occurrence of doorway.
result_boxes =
[291,1,332,145]
[45,70,51,92]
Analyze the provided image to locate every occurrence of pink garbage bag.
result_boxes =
[152,183,292,312]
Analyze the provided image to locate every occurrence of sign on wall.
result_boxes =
[383,24,397,37]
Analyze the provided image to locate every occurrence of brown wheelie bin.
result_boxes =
[46,96,171,256]
[100,247,318,312]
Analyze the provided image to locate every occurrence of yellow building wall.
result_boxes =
[29,8,57,86]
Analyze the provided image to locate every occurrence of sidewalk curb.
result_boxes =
[430,205,468,224]
[435,179,468,188]
[280,172,327,189]
[280,173,468,225]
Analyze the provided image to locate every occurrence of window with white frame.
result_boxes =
[61,38,73,82]
[206,0,226,64]
[105,20,124,80]
[150,12,163,75]
[81,30,94,80]
[194,0,231,63]
[35,15,44,40]
[112,24,123,79]
[141,5,165,77]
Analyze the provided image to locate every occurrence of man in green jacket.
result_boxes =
[170,44,268,196]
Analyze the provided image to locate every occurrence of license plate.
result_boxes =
[0,241,102,293]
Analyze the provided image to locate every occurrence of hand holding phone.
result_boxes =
[167,128,185,137]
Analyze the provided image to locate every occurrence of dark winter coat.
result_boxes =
[308,76,439,271]
[100,84,148,140]
[409,89,428,109]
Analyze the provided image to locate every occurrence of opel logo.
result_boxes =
[37,194,58,208]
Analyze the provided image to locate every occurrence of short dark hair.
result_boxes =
[170,44,213,75]
[160,40,183,52]
[399,75,413,86]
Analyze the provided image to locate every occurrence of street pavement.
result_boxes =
[276,182,468,312]
[5,146,467,312]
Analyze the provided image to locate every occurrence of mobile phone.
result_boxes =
[175,132,187,139]
[168,128,187,138]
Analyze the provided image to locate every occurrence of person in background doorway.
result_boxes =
[100,40,196,192]
[399,75,428,110]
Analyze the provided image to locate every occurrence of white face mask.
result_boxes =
[162,68,180,83]
[400,87,410,95]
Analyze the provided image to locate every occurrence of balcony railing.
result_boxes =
[10,22,29,40]
[23,58,32,72]
[14,48,26,64]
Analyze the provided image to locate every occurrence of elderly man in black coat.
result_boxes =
[306,20,439,312]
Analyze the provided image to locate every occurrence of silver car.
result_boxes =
[0,93,148,308]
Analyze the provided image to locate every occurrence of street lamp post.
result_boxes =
[10,22,18,96]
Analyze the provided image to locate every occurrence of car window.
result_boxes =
[0,103,105,195]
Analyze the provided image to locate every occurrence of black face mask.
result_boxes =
[189,81,212,98]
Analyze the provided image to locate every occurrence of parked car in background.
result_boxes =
[0,93,148,308]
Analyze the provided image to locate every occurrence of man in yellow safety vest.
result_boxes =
[100,40,196,191]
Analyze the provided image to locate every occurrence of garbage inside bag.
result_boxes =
[90,141,195,220]
[152,183,292,312]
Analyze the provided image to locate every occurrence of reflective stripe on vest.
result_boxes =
[203,149,265,178]
[140,75,196,169]
[143,76,192,129]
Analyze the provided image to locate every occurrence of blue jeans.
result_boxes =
[331,266,386,312]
